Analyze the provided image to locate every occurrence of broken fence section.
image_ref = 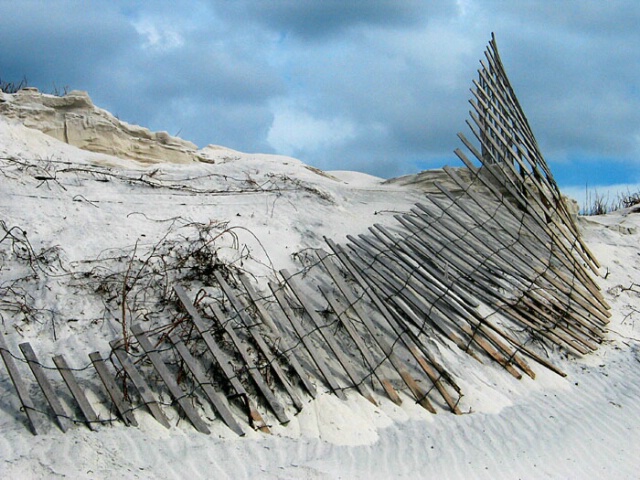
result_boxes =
[0,34,608,436]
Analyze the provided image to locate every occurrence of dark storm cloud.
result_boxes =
[213,0,457,40]
[1,1,639,185]
[0,1,136,88]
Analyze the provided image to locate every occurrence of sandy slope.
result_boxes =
[1,102,640,478]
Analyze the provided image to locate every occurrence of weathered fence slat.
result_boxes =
[317,247,449,408]
[109,340,172,430]
[422,187,609,333]
[0,334,39,435]
[168,333,245,436]
[215,272,304,411]
[320,285,402,405]
[52,354,99,431]
[346,234,475,353]
[270,280,347,401]
[370,224,480,308]
[325,238,442,413]
[350,229,522,386]
[173,285,270,433]
[281,269,378,406]
[280,269,378,405]
[89,351,138,427]
[465,109,600,279]
[471,52,601,273]
[239,273,317,399]
[397,208,596,353]
[413,218,588,356]
[129,325,210,435]
[456,144,610,317]
[19,342,72,433]
[209,301,289,424]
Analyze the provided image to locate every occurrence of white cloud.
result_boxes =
[134,18,184,51]
[267,104,356,157]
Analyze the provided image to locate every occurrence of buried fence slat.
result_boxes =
[269,281,347,401]
[428,180,610,332]
[129,325,211,435]
[350,233,530,380]
[238,273,317,399]
[400,212,589,357]
[317,247,453,409]
[173,285,270,433]
[319,285,402,406]
[19,343,72,433]
[89,351,137,427]
[168,333,245,436]
[52,354,99,431]
[215,272,304,412]
[220,274,306,411]
[109,340,171,430]
[346,233,475,353]
[209,301,289,424]
[0,334,39,435]
[280,269,378,406]
[455,143,610,317]
[347,252,466,410]
[325,238,445,413]
[403,340,462,415]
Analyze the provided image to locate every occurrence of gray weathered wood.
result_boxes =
[89,351,138,427]
[350,230,532,380]
[109,340,171,430]
[239,273,317,399]
[129,324,210,434]
[371,224,480,308]
[169,333,245,436]
[456,143,610,316]
[281,269,377,406]
[173,285,270,433]
[325,238,441,413]
[53,354,99,431]
[466,106,601,275]
[320,285,402,405]
[397,213,590,356]
[19,342,72,433]
[0,334,39,435]
[215,272,304,411]
[449,166,608,327]
[399,203,604,348]
[413,198,606,343]
[317,247,433,403]
[269,281,347,401]
[430,177,608,330]
[209,301,289,424]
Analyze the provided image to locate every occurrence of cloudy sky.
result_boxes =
[1,1,639,194]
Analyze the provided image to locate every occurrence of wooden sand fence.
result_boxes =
[0,35,609,436]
